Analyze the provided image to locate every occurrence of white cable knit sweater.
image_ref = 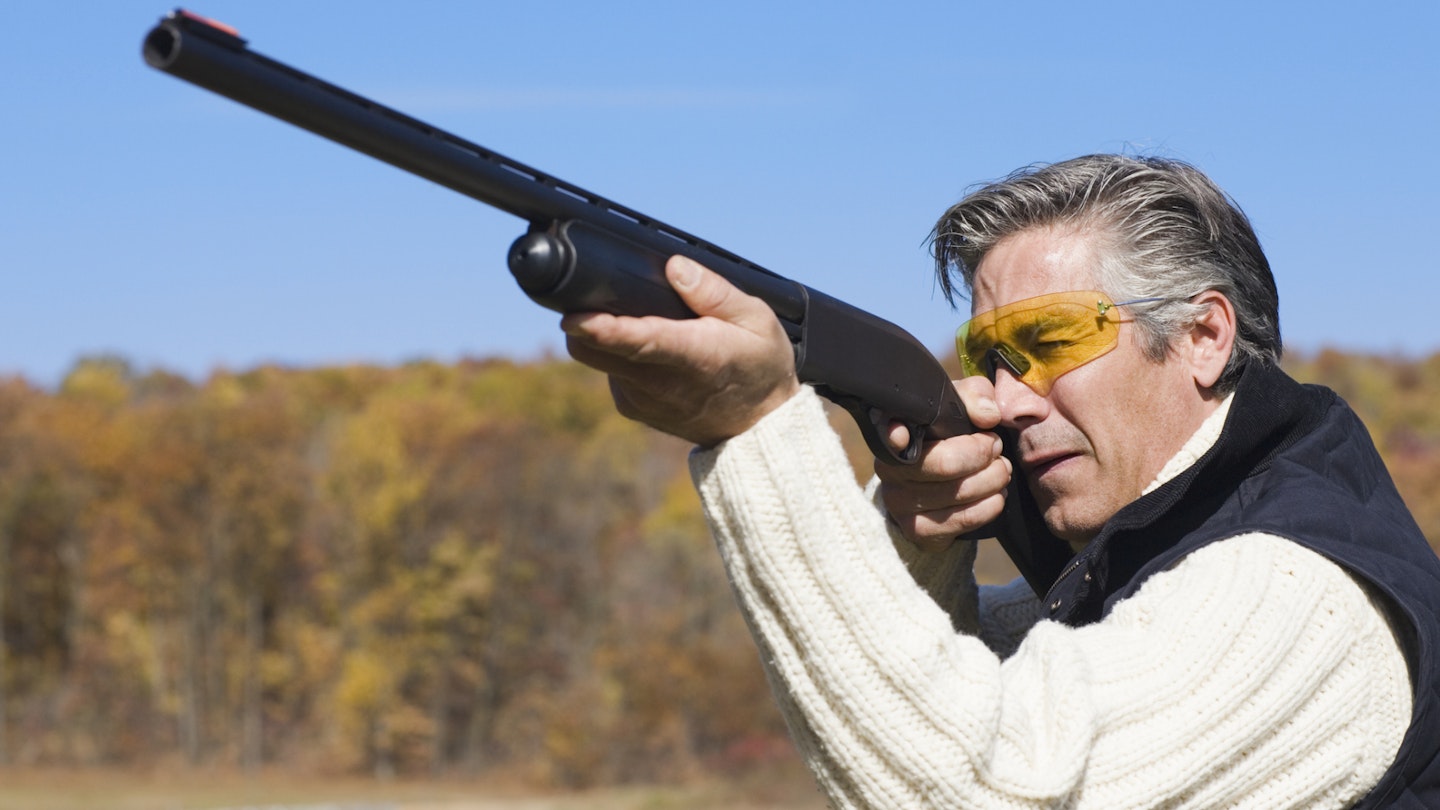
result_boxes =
[689,386,1411,809]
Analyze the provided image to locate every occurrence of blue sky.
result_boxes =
[3,2,1438,387]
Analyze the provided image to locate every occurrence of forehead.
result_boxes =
[971,227,1102,316]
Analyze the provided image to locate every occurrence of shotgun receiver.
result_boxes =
[141,9,973,465]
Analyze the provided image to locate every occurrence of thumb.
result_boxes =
[667,255,768,327]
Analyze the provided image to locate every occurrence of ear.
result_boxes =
[1183,291,1236,390]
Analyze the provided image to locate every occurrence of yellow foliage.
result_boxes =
[335,648,393,715]
[202,370,247,410]
[101,611,171,709]
[641,472,708,553]
[59,357,133,409]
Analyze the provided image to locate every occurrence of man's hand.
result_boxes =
[561,255,801,448]
[875,377,1011,552]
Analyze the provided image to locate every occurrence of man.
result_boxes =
[562,155,1440,808]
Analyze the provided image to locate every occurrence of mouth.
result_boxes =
[1022,451,1081,480]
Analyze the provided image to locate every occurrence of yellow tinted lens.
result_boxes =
[956,321,988,377]
[955,290,1123,394]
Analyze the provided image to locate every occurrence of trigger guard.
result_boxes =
[891,420,924,464]
[860,407,923,466]
[823,391,926,466]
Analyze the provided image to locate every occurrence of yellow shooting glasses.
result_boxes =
[957,290,1165,396]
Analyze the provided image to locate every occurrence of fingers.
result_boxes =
[560,255,800,447]
[876,402,1012,550]
[953,376,1002,430]
[561,256,778,373]
[665,255,775,332]
[878,447,1010,519]
[884,420,913,455]
[891,488,1009,553]
[562,314,675,379]
[879,453,1011,551]
[878,430,1004,483]
[887,451,1011,511]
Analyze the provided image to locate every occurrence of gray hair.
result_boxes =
[931,154,1281,393]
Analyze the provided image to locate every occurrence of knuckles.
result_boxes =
[875,431,1001,484]
[887,491,1007,551]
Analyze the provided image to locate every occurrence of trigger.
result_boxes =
[891,419,924,464]
[900,424,924,463]
[861,408,922,466]
[827,393,926,466]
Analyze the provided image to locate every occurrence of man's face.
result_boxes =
[971,226,1205,546]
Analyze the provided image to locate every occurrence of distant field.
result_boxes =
[0,768,829,810]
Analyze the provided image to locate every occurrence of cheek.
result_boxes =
[1046,348,1162,461]
[1043,361,1110,436]
[1087,353,1193,474]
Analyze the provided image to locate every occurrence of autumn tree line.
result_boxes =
[0,350,1437,784]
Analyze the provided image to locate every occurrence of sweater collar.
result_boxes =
[1142,392,1233,497]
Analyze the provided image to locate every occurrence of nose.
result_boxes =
[992,365,1049,428]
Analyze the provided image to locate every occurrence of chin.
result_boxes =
[1030,465,1111,540]
[1039,503,1103,549]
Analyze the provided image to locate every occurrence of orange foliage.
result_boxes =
[1,349,1434,784]
[0,356,787,783]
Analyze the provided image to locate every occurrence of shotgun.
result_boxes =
[141,8,972,467]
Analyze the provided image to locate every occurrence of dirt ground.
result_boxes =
[0,766,830,810]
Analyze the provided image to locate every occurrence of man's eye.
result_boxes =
[1029,338,1075,357]
[1016,315,1088,353]
[1015,322,1071,350]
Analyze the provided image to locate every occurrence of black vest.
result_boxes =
[996,362,1440,807]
